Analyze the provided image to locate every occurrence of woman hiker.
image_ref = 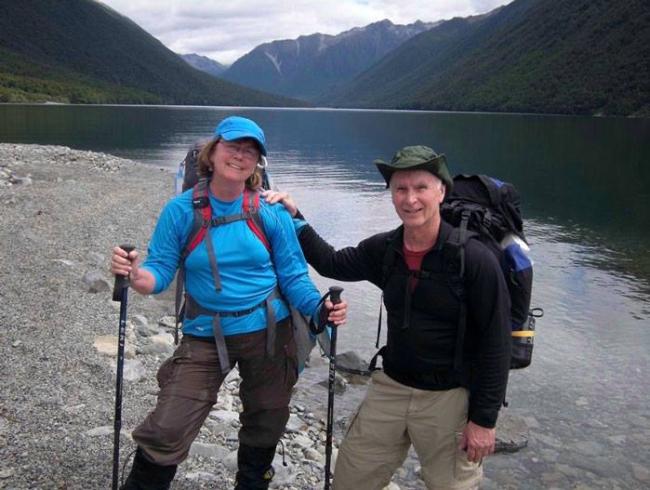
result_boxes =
[110,115,347,489]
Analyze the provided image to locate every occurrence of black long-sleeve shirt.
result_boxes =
[298,220,511,428]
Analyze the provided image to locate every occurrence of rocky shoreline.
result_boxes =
[0,144,526,489]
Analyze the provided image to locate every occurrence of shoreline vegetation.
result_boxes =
[0,143,528,489]
[1,101,647,120]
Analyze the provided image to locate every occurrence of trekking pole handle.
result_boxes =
[328,286,343,308]
[112,244,135,302]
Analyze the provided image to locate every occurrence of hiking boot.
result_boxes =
[120,447,177,490]
[234,443,276,489]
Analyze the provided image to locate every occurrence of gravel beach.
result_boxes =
[0,144,531,490]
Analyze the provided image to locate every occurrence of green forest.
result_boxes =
[0,0,298,107]
[326,0,650,117]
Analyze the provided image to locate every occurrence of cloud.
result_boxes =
[99,0,512,64]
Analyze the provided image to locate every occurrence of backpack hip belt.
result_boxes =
[184,289,283,374]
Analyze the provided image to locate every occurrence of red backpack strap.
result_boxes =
[183,178,211,257]
[175,178,214,344]
[243,188,271,252]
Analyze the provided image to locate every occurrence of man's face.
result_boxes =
[390,170,446,230]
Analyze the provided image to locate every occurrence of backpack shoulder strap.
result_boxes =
[243,188,271,251]
[380,227,402,288]
[443,223,473,374]
[184,177,211,257]
[376,227,402,350]
[174,177,215,344]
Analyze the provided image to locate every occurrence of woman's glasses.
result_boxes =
[219,141,260,161]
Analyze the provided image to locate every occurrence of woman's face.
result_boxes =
[209,138,260,185]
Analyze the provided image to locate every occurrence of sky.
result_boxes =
[100,0,512,65]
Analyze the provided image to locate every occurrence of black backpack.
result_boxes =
[440,174,542,370]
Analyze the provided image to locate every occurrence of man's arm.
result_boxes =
[297,223,386,286]
[462,240,512,461]
[262,189,386,286]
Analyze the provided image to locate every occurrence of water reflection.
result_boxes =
[527,220,650,302]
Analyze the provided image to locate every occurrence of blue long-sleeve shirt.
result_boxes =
[142,189,322,337]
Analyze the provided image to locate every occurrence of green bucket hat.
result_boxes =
[374,145,453,191]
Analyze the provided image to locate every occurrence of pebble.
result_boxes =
[86,426,113,437]
[632,463,650,482]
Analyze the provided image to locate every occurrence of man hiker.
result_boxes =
[264,145,511,489]
[110,115,347,489]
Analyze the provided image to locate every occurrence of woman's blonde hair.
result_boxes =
[197,137,263,190]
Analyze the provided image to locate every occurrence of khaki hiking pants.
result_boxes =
[333,371,482,490]
[132,318,297,466]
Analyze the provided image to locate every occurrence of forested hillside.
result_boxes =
[326,0,650,117]
[0,0,299,106]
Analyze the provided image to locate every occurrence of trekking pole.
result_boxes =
[111,245,134,490]
[324,286,343,490]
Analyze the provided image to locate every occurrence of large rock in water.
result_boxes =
[495,413,529,453]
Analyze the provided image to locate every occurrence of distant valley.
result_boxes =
[180,54,228,78]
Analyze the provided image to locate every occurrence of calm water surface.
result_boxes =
[1,105,649,488]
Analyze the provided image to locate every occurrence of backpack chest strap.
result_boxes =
[210,211,255,226]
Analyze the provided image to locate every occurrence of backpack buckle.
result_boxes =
[192,196,209,209]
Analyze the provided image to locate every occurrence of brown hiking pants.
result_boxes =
[132,318,297,466]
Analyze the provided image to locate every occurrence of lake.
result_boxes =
[1,104,649,489]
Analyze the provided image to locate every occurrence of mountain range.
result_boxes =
[0,0,297,106]
[0,0,647,117]
[324,0,650,116]
[219,19,436,101]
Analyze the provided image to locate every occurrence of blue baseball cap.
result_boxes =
[214,116,267,155]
